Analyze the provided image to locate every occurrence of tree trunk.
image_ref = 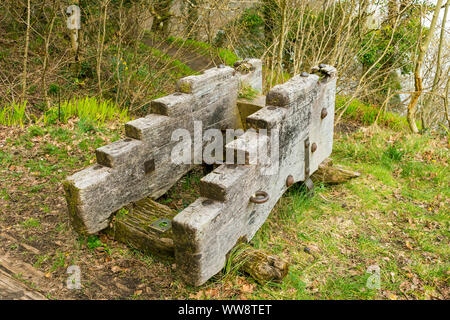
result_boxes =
[42,4,57,109]
[21,0,31,102]
[423,0,449,121]
[407,0,444,133]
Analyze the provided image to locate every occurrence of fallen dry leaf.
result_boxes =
[241,283,255,294]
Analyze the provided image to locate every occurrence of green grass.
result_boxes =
[0,100,27,127]
[144,44,197,77]
[21,217,41,229]
[1,97,128,128]
[42,97,129,125]
[337,95,411,131]
[238,84,260,100]
[167,36,239,66]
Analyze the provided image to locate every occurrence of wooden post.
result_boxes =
[67,2,81,73]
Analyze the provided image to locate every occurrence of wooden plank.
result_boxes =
[0,269,47,300]
[0,252,47,300]
[107,198,177,258]
[237,95,265,130]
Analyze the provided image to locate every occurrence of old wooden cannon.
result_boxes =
[63,59,337,286]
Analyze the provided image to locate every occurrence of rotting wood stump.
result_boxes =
[63,59,337,286]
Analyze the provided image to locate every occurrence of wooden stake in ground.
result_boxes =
[67,2,81,73]
[21,0,31,102]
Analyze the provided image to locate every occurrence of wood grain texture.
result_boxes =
[0,269,47,300]
[107,197,177,258]
[311,158,361,184]
[0,252,47,300]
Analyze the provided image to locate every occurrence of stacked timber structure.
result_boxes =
[63,59,337,286]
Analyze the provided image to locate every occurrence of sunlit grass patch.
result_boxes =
[21,217,41,229]
[337,95,410,131]
[0,100,27,127]
[42,97,128,125]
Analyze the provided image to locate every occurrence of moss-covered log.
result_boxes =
[234,245,289,283]
[106,197,176,259]
[312,158,360,184]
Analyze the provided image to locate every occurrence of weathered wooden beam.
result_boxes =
[63,61,338,288]
[109,200,290,284]
[0,252,47,300]
[64,60,263,235]
[172,65,338,286]
[0,269,47,300]
[237,96,265,130]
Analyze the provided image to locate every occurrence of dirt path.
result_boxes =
[143,37,219,72]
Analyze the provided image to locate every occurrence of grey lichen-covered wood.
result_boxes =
[173,65,337,286]
[63,60,262,235]
[63,61,337,287]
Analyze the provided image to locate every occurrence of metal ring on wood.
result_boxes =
[250,191,269,204]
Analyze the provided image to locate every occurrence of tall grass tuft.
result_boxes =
[337,95,411,131]
[43,97,128,125]
[0,100,27,127]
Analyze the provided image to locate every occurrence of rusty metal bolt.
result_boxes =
[300,72,309,77]
[311,143,317,153]
[250,191,269,204]
[321,108,328,119]
[286,175,294,187]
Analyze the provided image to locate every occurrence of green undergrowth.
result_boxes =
[141,43,198,77]
[238,84,260,100]
[42,97,129,125]
[0,97,129,128]
[167,36,239,66]
[337,95,411,131]
[0,100,27,127]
